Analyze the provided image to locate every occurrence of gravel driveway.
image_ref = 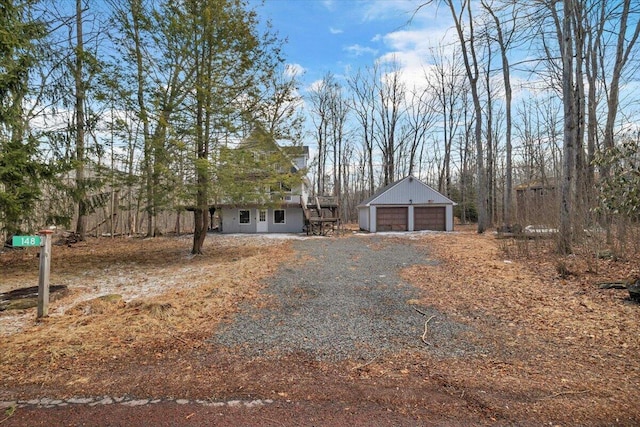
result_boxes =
[213,234,472,362]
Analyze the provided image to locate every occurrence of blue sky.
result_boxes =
[251,0,452,91]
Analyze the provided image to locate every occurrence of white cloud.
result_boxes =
[359,0,460,90]
[322,0,336,12]
[307,79,324,92]
[345,44,378,57]
[329,27,343,34]
[383,25,455,54]
[285,63,306,78]
[373,23,455,92]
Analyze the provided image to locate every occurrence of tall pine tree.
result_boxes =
[0,0,47,237]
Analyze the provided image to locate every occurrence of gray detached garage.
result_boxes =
[358,176,455,232]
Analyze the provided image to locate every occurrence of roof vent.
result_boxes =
[408,176,413,182]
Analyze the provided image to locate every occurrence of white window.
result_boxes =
[274,209,285,224]
[239,210,251,224]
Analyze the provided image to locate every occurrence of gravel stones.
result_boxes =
[213,234,472,362]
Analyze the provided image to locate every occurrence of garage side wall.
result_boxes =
[446,205,453,231]
[358,207,370,231]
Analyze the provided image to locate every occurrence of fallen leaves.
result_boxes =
[1,228,639,424]
[400,225,640,423]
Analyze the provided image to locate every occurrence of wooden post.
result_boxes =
[37,230,54,319]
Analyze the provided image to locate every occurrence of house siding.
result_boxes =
[220,207,304,234]
[269,207,305,233]
[358,207,370,231]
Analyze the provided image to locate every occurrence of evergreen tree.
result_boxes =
[217,125,305,206]
[186,0,284,254]
[0,0,47,237]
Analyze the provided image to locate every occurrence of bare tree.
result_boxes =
[583,1,605,194]
[402,85,437,178]
[531,0,640,252]
[328,80,349,200]
[308,73,349,204]
[444,0,489,233]
[348,65,378,195]
[307,74,335,196]
[375,59,405,186]
[426,45,466,197]
[482,0,517,228]
[551,0,578,254]
[601,0,640,174]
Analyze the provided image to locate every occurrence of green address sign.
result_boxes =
[12,235,42,247]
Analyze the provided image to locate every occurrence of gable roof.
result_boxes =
[231,126,308,169]
[357,176,455,207]
[357,178,405,207]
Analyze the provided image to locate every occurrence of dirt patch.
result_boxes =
[0,228,639,426]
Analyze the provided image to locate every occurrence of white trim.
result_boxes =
[370,206,377,232]
[408,205,414,231]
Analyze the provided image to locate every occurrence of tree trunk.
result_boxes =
[585,2,605,197]
[484,1,514,228]
[485,45,494,225]
[74,0,87,240]
[558,0,576,255]
[191,42,208,254]
[446,0,488,233]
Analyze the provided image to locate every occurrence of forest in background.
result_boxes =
[1,0,640,255]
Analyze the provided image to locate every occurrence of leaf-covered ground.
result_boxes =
[0,226,638,426]
[401,227,640,424]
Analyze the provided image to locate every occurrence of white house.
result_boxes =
[217,139,310,234]
[358,176,456,232]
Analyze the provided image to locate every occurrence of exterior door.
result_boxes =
[256,209,268,232]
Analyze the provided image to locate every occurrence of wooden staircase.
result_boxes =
[302,196,340,236]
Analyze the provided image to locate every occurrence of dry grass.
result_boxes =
[2,228,639,424]
[0,234,293,394]
[401,224,640,423]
